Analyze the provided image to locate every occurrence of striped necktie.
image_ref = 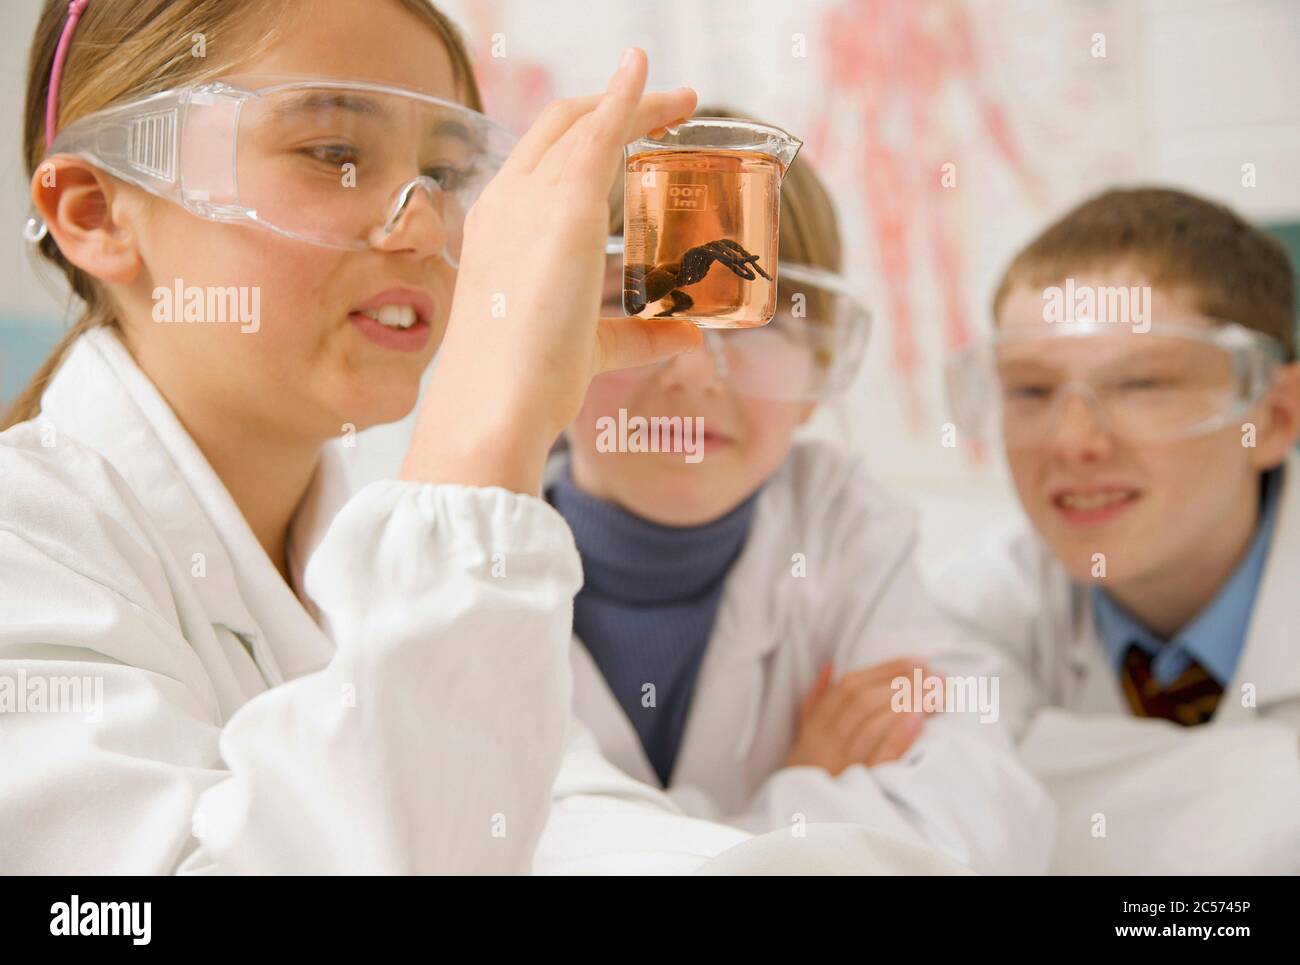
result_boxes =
[1118,644,1224,726]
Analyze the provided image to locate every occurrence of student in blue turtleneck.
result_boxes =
[542,118,1055,875]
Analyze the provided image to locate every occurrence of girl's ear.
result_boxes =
[32,156,143,284]
[1250,361,1300,470]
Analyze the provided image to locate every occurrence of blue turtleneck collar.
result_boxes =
[547,460,762,607]
[545,458,762,785]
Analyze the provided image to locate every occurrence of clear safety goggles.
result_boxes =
[946,319,1286,448]
[30,75,517,265]
[600,239,870,401]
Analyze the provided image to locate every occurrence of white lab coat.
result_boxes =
[0,326,750,874]
[558,441,1057,875]
[933,454,1300,874]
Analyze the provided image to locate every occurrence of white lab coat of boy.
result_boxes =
[562,441,1058,875]
[933,455,1300,874]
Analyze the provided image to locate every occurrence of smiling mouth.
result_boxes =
[685,424,733,445]
[349,287,436,330]
[347,289,436,354]
[632,420,734,453]
[1051,488,1141,521]
[356,304,422,330]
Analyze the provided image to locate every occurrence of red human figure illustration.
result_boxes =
[810,0,1042,430]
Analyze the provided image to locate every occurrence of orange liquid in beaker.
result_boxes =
[624,149,781,328]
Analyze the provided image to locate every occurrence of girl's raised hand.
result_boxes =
[402,48,701,494]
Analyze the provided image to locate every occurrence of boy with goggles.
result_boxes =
[544,121,1056,874]
[939,187,1300,873]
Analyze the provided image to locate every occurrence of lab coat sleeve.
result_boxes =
[0,436,580,873]
[669,478,1056,875]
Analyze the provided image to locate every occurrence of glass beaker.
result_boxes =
[623,118,802,328]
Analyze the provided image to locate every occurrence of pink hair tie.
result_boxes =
[45,0,91,148]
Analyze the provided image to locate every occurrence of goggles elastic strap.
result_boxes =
[46,0,91,149]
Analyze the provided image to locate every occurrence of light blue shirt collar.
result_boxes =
[1091,467,1283,688]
